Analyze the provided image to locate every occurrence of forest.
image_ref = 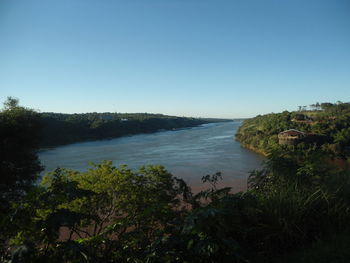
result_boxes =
[40,112,228,148]
[235,102,350,158]
[1,98,350,262]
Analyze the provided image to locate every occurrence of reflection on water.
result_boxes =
[39,122,264,191]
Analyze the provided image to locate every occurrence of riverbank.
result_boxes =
[239,143,269,156]
[235,103,350,160]
[39,121,264,188]
[38,123,211,151]
[40,112,232,148]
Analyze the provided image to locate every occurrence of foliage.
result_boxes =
[274,230,350,263]
[0,97,43,208]
[3,162,192,262]
[235,102,350,158]
[3,150,350,263]
[0,97,43,257]
[2,98,350,262]
[247,147,350,260]
[40,112,229,148]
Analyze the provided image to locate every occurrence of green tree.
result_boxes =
[0,97,43,256]
[3,97,20,110]
[7,161,192,262]
[0,97,43,212]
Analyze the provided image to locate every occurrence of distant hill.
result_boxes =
[40,112,231,148]
[235,102,350,157]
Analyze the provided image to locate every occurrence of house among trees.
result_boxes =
[278,129,306,145]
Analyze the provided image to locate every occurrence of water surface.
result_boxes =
[39,122,264,191]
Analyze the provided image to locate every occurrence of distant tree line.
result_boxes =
[297,101,344,112]
[40,112,229,148]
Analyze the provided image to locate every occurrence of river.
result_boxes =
[39,121,264,192]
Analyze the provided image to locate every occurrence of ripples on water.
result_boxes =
[39,121,264,191]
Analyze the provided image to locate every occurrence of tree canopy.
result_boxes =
[39,112,228,147]
[0,97,43,215]
[235,102,350,157]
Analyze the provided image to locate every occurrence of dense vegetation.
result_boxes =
[0,98,43,219]
[1,98,350,262]
[40,112,228,148]
[236,102,350,158]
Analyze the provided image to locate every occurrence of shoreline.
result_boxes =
[240,143,269,157]
[39,122,230,152]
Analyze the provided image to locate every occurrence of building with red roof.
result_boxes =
[278,129,306,145]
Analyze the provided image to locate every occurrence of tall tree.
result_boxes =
[315,102,320,111]
[0,97,43,215]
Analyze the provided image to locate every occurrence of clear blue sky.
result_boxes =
[0,0,349,118]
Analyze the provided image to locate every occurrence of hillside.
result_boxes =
[40,112,230,148]
[235,102,350,157]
